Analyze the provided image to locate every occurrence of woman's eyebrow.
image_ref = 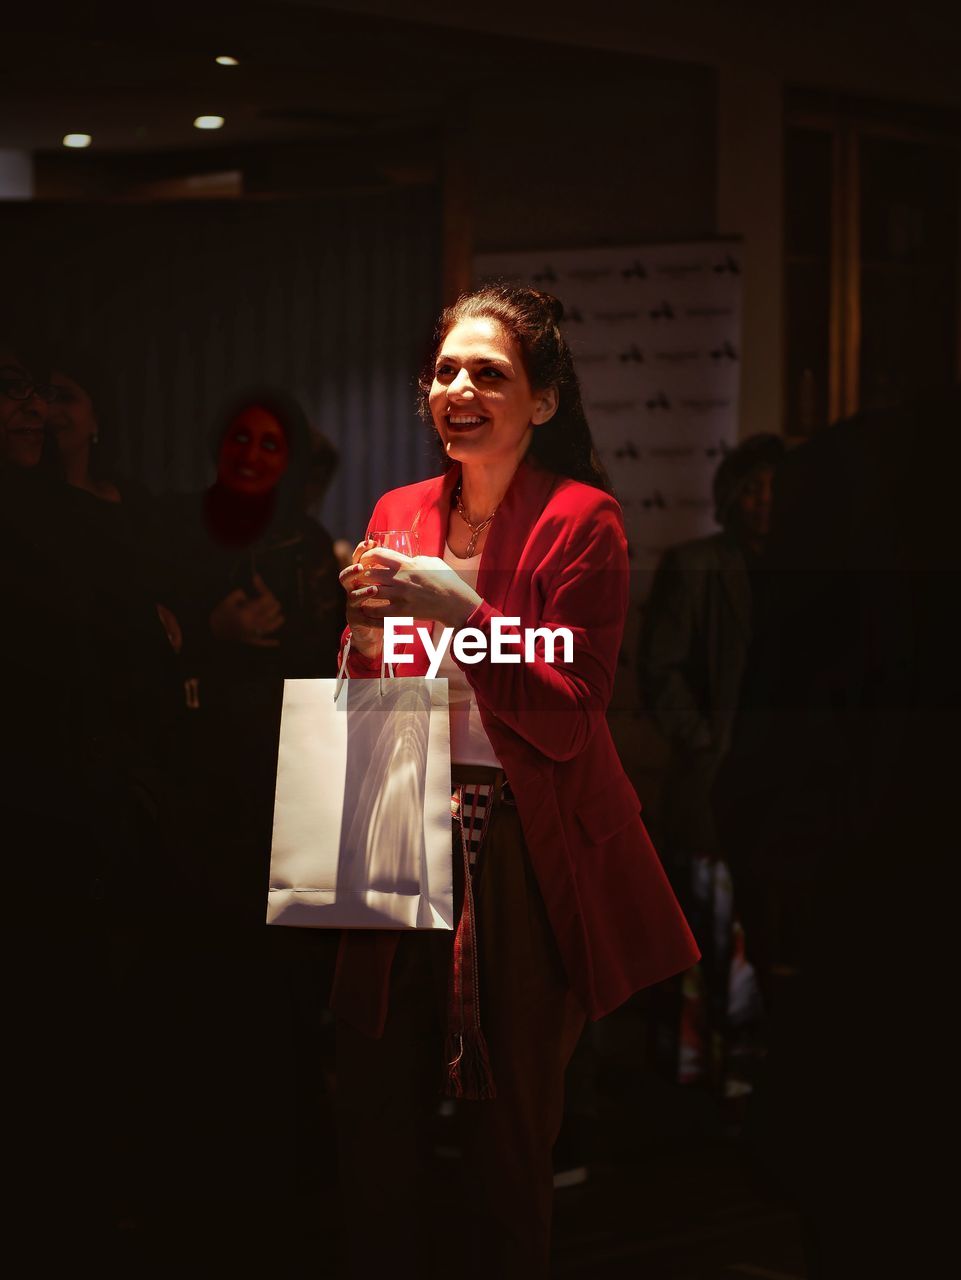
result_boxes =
[435,354,513,370]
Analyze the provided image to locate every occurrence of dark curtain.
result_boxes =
[2,187,442,537]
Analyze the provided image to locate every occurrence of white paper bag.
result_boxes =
[267,673,453,930]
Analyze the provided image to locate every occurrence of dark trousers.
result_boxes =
[335,796,586,1279]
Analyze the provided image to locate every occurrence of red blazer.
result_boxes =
[332,460,699,1035]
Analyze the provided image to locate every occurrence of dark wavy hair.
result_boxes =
[417,283,613,495]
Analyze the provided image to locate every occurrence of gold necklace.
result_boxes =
[454,481,497,557]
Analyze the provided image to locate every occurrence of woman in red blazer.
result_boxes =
[335,285,697,1278]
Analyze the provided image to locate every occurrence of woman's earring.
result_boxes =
[91,431,100,445]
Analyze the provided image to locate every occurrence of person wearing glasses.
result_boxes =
[0,347,56,470]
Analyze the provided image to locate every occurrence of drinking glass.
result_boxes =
[366,529,418,557]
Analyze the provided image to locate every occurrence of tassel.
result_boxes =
[443,784,497,1101]
[445,1029,496,1101]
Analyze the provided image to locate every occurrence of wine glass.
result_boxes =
[366,529,418,557]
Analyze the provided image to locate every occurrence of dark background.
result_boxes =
[2,3,958,1276]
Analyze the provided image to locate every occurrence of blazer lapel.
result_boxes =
[477,460,559,610]
[411,467,458,560]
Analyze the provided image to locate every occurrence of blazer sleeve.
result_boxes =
[454,497,628,762]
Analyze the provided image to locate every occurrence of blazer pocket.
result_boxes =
[574,773,641,844]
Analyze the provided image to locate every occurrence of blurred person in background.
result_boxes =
[163,390,344,914]
[638,434,784,1092]
[1,336,180,1265]
[714,386,960,1276]
[144,389,343,1230]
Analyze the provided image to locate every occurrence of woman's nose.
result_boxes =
[448,369,475,398]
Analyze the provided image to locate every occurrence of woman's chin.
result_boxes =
[442,434,487,463]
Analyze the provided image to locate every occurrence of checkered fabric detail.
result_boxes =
[450,779,514,867]
[451,785,491,867]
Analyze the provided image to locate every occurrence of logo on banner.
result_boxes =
[532,264,558,284]
[641,490,668,511]
[529,261,560,281]
[645,391,671,411]
[621,260,648,280]
[618,343,644,364]
[710,340,739,361]
[714,252,741,275]
[613,440,641,460]
[649,301,675,321]
[704,440,732,460]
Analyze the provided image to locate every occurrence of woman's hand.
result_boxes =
[339,539,386,657]
[359,547,481,629]
[209,572,285,647]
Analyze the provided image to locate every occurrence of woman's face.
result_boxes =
[429,317,557,469]
[217,404,290,497]
[48,373,98,460]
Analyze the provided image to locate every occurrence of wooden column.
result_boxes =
[441,123,473,305]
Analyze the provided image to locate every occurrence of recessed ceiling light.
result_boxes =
[215,55,239,66]
[62,133,92,149]
[193,115,225,130]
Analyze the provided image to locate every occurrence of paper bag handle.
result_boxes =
[334,632,395,702]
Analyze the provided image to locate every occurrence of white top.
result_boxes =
[435,544,502,768]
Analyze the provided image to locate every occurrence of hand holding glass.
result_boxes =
[340,529,418,645]
[366,529,419,557]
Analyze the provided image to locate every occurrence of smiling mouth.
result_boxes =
[446,413,488,433]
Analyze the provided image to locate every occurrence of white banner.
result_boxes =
[475,240,742,595]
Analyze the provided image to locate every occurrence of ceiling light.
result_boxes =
[215,55,239,66]
[193,115,225,130]
[62,133,92,149]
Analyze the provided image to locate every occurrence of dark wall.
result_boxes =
[2,187,442,539]
[472,58,717,253]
